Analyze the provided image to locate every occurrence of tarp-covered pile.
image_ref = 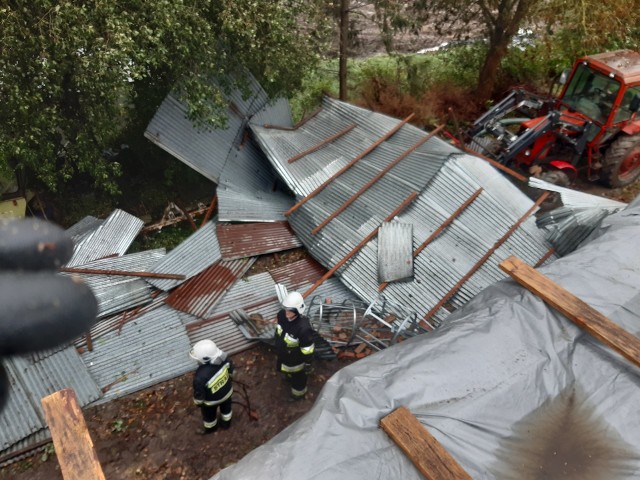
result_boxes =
[211,198,640,479]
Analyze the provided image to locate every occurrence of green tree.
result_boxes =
[538,0,640,57]
[0,0,330,194]
[372,0,539,101]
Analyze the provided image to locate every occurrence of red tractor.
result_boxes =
[467,50,640,188]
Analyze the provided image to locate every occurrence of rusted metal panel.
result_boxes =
[378,222,414,283]
[165,257,256,318]
[146,221,221,291]
[216,221,302,260]
[269,256,327,292]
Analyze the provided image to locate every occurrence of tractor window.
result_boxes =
[562,63,621,124]
[613,86,640,124]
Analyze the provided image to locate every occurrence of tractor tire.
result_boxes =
[601,134,640,188]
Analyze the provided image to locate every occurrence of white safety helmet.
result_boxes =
[282,291,306,315]
[189,340,222,364]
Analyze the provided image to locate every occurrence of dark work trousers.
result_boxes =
[200,398,233,429]
[286,370,308,398]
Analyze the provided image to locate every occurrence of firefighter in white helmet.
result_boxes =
[189,339,234,434]
[274,291,315,400]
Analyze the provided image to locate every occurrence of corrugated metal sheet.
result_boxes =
[250,97,458,199]
[0,362,42,451]
[165,257,256,318]
[66,209,144,267]
[81,305,194,402]
[75,291,169,350]
[0,347,102,453]
[378,222,413,283]
[146,221,221,291]
[251,97,556,327]
[529,177,628,209]
[145,79,295,222]
[217,221,302,260]
[65,215,103,244]
[537,206,614,256]
[269,256,327,291]
[216,131,294,222]
[62,249,165,318]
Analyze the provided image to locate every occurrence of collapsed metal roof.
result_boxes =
[144,81,294,222]
[2,197,361,461]
[250,97,556,325]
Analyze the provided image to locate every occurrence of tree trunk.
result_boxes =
[339,0,349,101]
[475,39,509,102]
[474,0,534,102]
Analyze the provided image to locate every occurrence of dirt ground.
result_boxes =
[1,344,358,480]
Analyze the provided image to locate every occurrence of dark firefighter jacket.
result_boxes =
[193,354,234,406]
[274,309,315,373]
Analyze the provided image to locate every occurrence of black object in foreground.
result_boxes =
[0,218,98,411]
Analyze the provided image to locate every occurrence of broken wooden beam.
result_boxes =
[380,406,472,480]
[60,267,186,280]
[41,388,106,480]
[500,255,640,368]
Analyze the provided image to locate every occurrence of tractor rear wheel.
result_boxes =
[601,134,640,187]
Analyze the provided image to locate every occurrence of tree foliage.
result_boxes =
[0,0,330,193]
[371,0,539,101]
[537,0,640,57]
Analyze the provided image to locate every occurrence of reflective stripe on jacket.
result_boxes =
[274,309,315,370]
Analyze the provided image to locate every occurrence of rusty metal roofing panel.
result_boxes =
[378,222,413,283]
[66,209,144,267]
[165,257,256,318]
[146,220,221,291]
[217,222,302,260]
[81,305,194,402]
[0,347,102,452]
[185,271,276,353]
[269,256,327,291]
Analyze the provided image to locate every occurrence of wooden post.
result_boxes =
[380,406,472,480]
[41,389,106,480]
[500,256,640,368]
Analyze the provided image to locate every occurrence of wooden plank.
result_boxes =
[41,389,106,480]
[500,256,640,368]
[380,406,472,480]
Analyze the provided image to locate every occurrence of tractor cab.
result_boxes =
[467,50,640,187]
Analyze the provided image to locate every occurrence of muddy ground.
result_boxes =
[1,344,358,480]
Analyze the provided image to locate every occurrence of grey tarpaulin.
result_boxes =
[211,195,640,480]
